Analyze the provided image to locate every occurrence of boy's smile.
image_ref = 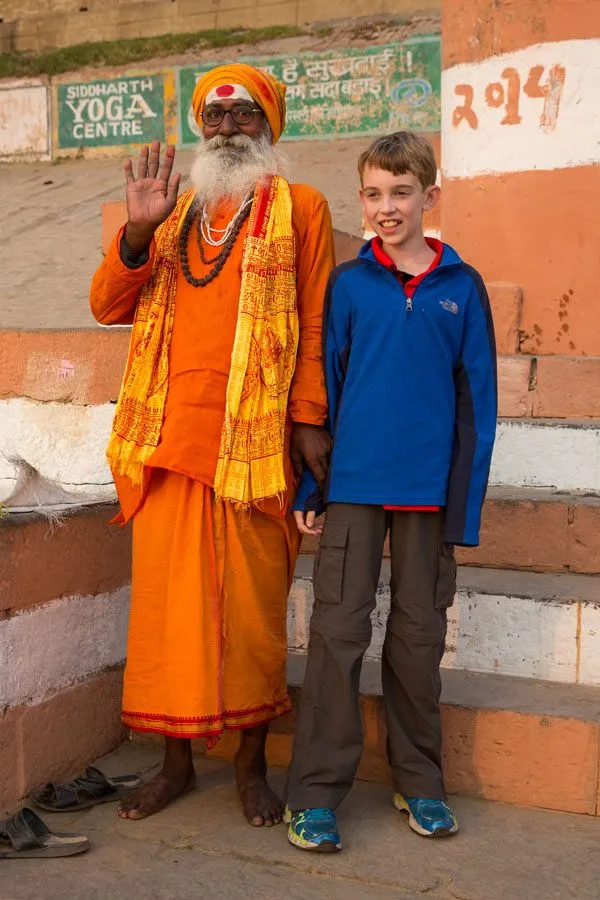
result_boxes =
[360,165,440,262]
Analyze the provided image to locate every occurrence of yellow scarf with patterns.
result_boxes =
[106,175,298,506]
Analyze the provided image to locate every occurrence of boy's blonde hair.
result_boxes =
[358,132,437,190]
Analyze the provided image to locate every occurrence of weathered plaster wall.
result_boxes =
[0,79,50,161]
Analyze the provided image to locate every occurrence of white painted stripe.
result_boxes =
[1,402,598,503]
[491,420,600,491]
[0,588,130,709]
[0,398,116,503]
[442,39,600,177]
[445,591,577,683]
[288,577,597,685]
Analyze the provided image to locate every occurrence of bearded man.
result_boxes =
[90,64,334,826]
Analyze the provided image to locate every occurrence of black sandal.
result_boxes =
[0,808,89,858]
[31,766,142,812]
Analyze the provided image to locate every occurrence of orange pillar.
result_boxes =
[441,0,600,357]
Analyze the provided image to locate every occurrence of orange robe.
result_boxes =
[90,184,334,739]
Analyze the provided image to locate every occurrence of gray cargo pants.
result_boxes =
[286,503,456,810]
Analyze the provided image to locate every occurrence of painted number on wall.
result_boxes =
[453,64,566,132]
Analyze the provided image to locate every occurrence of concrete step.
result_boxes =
[289,556,600,685]
[205,651,600,818]
[303,485,600,575]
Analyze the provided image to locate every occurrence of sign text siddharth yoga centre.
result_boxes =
[57,75,165,147]
[178,37,441,144]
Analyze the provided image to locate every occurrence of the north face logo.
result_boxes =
[440,299,459,315]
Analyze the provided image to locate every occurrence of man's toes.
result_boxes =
[250,814,265,827]
[118,795,148,820]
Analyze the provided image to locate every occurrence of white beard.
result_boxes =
[189,126,288,209]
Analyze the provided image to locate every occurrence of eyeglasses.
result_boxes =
[201,104,264,127]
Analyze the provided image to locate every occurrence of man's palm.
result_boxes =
[127,177,178,228]
[124,140,181,231]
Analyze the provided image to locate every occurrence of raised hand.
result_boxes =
[123,141,181,254]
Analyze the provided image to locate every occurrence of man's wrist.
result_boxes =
[124,221,155,255]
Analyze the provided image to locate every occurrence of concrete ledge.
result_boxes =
[0,503,131,613]
[456,565,600,604]
[204,654,600,816]
[0,666,125,815]
[294,553,600,600]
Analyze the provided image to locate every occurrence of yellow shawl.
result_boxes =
[107,175,298,506]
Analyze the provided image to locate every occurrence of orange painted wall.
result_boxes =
[441,0,600,356]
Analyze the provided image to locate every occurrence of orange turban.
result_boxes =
[191,63,287,143]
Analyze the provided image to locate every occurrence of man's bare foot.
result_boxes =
[118,736,195,820]
[235,723,283,826]
[238,776,284,827]
[117,769,196,820]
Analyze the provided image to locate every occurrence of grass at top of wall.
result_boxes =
[0,24,331,79]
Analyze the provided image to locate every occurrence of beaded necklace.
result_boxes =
[179,201,252,288]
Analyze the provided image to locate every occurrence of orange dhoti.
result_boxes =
[122,468,300,741]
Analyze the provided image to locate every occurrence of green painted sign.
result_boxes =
[178,37,440,145]
[57,74,165,148]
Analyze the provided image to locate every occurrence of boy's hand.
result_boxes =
[294,510,324,536]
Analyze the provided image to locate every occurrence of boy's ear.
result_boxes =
[423,184,441,211]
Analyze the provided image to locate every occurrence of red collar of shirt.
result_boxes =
[371,236,443,296]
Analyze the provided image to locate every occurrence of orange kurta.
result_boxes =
[90,183,334,738]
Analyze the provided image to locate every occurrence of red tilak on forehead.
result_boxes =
[215,84,235,97]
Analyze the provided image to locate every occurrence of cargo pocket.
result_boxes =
[313,522,349,604]
[435,543,457,610]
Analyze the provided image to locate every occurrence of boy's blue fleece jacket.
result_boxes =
[294,240,498,546]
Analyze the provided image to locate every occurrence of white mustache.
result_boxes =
[206,134,253,151]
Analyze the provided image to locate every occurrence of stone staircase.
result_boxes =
[93,206,600,816]
[209,385,600,819]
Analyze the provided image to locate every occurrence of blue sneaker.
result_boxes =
[393,794,458,837]
[286,807,342,852]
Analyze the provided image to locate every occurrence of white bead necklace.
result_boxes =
[201,195,253,247]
